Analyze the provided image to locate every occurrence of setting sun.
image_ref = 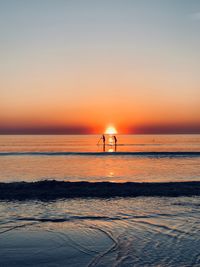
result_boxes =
[105,125,118,135]
[1,1,200,266]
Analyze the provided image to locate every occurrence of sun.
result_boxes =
[105,125,118,135]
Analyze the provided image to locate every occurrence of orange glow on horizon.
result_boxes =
[1,1,200,135]
[105,125,118,135]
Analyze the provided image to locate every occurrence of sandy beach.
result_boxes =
[1,196,200,266]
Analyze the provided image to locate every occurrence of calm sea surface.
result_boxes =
[0,134,199,182]
[1,134,200,266]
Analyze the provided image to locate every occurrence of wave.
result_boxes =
[0,151,200,157]
[1,180,200,200]
[16,215,120,223]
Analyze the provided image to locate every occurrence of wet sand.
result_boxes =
[1,197,200,266]
[0,224,113,267]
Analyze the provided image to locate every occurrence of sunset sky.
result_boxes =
[1,0,200,134]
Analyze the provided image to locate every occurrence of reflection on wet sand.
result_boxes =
[1,197,200,266]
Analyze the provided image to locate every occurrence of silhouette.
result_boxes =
[113,135,117,145]
[103,143,105,152]
[102,134,105,145]
[102,135,105,151]
[97,134,105,145]
[97,134,106,151]
[97,134,117,152]
[113,135,117,152]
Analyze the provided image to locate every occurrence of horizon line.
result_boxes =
[0,124,200,135]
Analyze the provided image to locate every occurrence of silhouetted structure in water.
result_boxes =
[97,135,105,145]
[97,134,106,151]
[97,134,118,152]
[101,135,105,151]
[113,135,117,151]
[102,134,105,145]
[113,136,117,145]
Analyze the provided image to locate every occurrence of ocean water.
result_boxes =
[0,134,200,182]
[0,134,200,266]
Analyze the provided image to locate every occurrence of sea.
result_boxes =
[0,134,200,266]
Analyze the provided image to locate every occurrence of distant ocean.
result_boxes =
[0,134,200,183]
[0,134,200,266]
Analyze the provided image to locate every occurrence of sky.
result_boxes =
[0,0,200,134]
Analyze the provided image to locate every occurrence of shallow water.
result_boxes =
[0,134,200,182]
[1,134,200,266]
[1,197,200,266]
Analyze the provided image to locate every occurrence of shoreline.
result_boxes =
[1,180,200,200]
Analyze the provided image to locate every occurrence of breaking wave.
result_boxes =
[1,180,200,200]
[0,151,200,157]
